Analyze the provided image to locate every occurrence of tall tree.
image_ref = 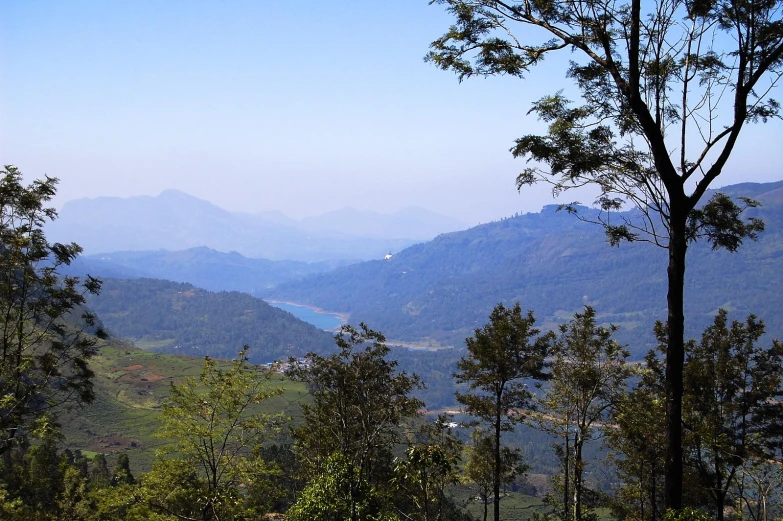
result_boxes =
[290,323,423,521]
[0,165,103,453]
[454,302,550,521]
[535,307,633,521]
[428,0,781,509]
[682,310,783,521]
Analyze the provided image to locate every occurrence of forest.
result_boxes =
[1,166,782,520]
[4,0,783,519]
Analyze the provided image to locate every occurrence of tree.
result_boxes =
[428,0,782,509]
[734,457,783,521]
[393,416,463,521]
[682,310,783,521]
[111,453,134,487]
[454,302,550,521]
[146,349,285,521]
[286,452,398,521]
[606,358,667,521]
[0,165,103,452]
[463,428,526,521]
[535,307,633,521]
[290,323,423,521]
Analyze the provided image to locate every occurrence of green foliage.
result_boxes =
[0,165,103,453]
[536,307,633,521]
[455,302,550,521]
[605,373,666,521]
[455,303,550,429]
[87,277,335,363]
[428,0,783,508]
[287,452,399,521]
[0,439,124,520]
[682,310,783,521]
[463,429,526,521]
[142,349,285,520]
[111,452,134,486]
[393,416,463,521]
[661,508,715,521]
[290,323,423,518]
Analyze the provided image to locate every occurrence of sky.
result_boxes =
[2,1,782,225]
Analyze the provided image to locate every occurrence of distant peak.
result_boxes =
[158,188,196,198]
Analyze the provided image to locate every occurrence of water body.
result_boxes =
[266,301,345,331]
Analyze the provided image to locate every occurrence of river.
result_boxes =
[265,301,346,331]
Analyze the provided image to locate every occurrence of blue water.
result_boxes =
[266,301,345,331]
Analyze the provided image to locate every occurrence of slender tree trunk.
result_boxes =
[650,467,657,521]
[574,433,583,521]
[494,391,502,521]
[665,213,688,511]
[564,430,570,521]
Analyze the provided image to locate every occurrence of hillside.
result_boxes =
[47,190,465,261]
[60,343,310,474]
[266,181,783,355]
[87,278,336,363]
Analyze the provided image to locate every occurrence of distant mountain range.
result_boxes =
[265,181,783,356]
[64,247,352,294]
[46,190,468,262]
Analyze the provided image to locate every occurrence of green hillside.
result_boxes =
[266,182,783,355]
[86,278,336,363]
[60,342,309,474]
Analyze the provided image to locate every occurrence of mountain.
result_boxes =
[86,278,336,363]
[65,247,352,294]
[48,190,465,261]
[265,181,783,356]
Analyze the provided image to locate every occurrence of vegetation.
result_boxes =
[267,184,783,354]
[428,0,782,508]
[536,307,633,521]
[86,277,335,363]
[0,166,103,453]
[3,168,783,521]
[288,324,423,520]
[455,303,550,521]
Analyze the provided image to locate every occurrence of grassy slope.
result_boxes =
[60,342,309,474]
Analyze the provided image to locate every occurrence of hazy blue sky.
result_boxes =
[2,1,782,224]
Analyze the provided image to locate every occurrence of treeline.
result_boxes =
[3,304,781,521]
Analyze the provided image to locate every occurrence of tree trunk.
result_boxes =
[574,433,583,521]
[665,213,687,511]
[564,429,570,521]
[716,489,726,521]
[494,391,502,521]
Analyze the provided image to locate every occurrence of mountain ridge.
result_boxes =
[265,181,783,355]
[48,190,466,261]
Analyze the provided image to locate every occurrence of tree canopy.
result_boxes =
[0,165,103,453]
[429,0,782,508]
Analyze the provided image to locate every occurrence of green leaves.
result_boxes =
[0,165,103,453]
[147,349,285,520]
[291,323,423,519]
[686,193,765,252]
[455,303,550,421]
